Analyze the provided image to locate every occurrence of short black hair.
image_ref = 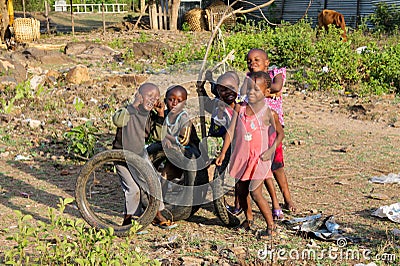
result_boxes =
[248,71,271,88]
[247,48,269,60]
[165,85,188,99]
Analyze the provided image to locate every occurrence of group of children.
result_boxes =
[112,48,295,236]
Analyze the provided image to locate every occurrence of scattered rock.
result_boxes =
[66,65,90,84]
[131,42,169,58]
[30,75,47,90]
[22,119,43,129]
[342,227,355,234]
[12,47,72,66]
[0,151,10,158]
[231,246,246,258]
[0,57,27,87]
[368,193,390,200]
[46,69,61,85]
[65,42,119,61]
[180,256,204,266]
[105,74,148,87]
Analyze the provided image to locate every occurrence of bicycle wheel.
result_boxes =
[75,150,160,236]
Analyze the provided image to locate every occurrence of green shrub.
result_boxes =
[369,2,400,34]
[4,198,160,265]
[63,121,99,159]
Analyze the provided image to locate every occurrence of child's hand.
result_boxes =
[162,138,173,149]
[196,80,206,94]
[215,153,225,166]
[153,99,165,116]
[260,149,273,161]
[132,92,143,108]
[205,70,213,82]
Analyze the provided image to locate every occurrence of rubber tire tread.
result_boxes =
[149,150,207,221]
[212,167,246,227]
[75,149,160,236]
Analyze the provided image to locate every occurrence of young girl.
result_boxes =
[245,48,296,218]
[216,71,283,236]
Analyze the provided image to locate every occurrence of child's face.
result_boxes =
[246,77,269,104]
[139,87,160,112]
[216,78,238,105]
[247,50,269,73]
[165,89,186,114]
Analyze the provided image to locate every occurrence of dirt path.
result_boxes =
[1,88,399,265]
[0,23,399,264]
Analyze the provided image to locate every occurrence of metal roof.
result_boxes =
[239,0,400,28]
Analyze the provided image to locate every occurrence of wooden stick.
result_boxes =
[133,4,148,30]
[196,0,275,139]
[210,49,235,72]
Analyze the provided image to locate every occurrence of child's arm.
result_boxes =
[260,110,284,161]
[164,114,193,148]
[148,100,165,142]
[196,79,215,113]
[270,73,283,94]
[215,103,240,166]
[112,91,144,128]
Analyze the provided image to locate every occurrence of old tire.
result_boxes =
[212,159,246,227]
[75,149,160,236]
[149,150,209,221]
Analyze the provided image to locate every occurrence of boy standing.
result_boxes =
[112,83,177,229]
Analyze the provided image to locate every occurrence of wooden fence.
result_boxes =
[53,3,127,13]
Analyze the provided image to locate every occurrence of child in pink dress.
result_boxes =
[244,49,296,219]
[216,71,283,236]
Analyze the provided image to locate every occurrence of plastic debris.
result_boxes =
[14,154,32,161]
[284,215,362,243]
[372,202,400,223]
[355,46,369,54]
[369,173,400,184]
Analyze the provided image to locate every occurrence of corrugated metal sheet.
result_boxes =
[325,1,358,28]
[236,0,399,28]
[281,0,324,25]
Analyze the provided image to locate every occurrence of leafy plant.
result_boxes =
[63,121,99,159]
[73,97,85,112]
[369,2,400,34]
[4,198,160,265]
[138,32,149,43]
[181,22,191,32]
[109,38,124,49]
[14,81,33,100]
[0,98,15,114]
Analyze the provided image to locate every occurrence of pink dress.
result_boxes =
[266,67,286,126]
[229,102,273,181]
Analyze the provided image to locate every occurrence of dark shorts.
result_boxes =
[272,142,284,171]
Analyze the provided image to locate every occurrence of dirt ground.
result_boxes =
[0,14,399,265]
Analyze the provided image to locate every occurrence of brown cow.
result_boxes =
[317,9,347,42]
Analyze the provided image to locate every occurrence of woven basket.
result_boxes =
[205,0,236,31]
[184,8,207,32]
[13,18,40,43]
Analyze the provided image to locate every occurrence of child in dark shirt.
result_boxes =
[112,83,177,229]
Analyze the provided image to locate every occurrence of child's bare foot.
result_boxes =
[257,226,277,239]
[236,220,253,232]
[282,201,296,213]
